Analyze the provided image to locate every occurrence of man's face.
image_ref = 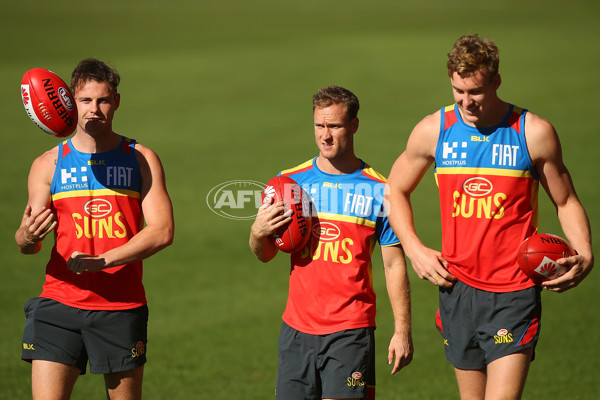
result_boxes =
[313,103,358,162]
[74,80,120,135]
[450,69,501,127]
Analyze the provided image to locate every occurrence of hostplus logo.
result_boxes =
[60,167,89,190]
[441,141,467,166]
[62,167,88,184]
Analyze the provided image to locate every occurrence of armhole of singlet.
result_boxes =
[49,141,66,195]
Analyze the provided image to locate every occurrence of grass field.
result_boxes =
[1,1,599,399]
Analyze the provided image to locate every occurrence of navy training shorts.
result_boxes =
[276,321,375,400]
[436,280,542,370]
[22,297,148,374]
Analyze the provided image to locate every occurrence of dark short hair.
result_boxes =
[312,85,360,120]
[70,58,120,95]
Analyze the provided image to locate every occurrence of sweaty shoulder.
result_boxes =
[523,111,561,165]
[132,142,155,157]
[38,145,59,163]
[31,146,59,176]
[132,142,167,191]
[416,109,442,132]
[405,109,442,160]
[133,142,161,169]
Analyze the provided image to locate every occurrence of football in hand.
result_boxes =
[517,233,577,284]
[21,68,77,137]
[261,175,312,253]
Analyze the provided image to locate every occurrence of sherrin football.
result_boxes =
[21,68,77,137]
[261,175,312,253]
[517,233,577,284]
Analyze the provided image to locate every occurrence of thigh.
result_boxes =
[22,297,88,373]
[104,365,145,400]
[485,347,533,400]
[83,305,148,375]
[319,327,375,400]
[454,348,533,400]
[454,367,486,400]
[32,360,82,400]
[276,322,318,400]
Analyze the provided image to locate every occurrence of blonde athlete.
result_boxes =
[251,86,413,400]
[386,34,593,399]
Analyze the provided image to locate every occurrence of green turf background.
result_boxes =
[1,1,598,399]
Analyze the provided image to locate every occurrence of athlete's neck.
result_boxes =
[70,131,122,153]
[460,99,510,128]
[316,155,362,175]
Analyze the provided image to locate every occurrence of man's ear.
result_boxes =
[352,117,359,134]
[493,73,501,90]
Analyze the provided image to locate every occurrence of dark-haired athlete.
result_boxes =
[16,59,174,400]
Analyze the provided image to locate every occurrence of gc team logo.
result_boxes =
[206,180,266,220]
[463,177,493,197]
[312,222,341,241]
[84,199,112,218]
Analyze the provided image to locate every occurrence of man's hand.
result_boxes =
[249,198,292,262]
[407,244,456,288]
[17,205,56,253]
[67,251,108,274]
[388,331,413,374]
[251,200,292,239]
[542,253,594,292]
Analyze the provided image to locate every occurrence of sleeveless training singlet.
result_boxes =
[279,158,399,335]
[40,136,146,310]
[434,104,539,292]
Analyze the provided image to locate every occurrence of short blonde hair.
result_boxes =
[447,34,499,80]
[312,85,359,120]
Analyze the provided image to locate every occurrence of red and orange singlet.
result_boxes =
[279,158,399,335]
[41,137,145,310]
[435,104,539,292]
